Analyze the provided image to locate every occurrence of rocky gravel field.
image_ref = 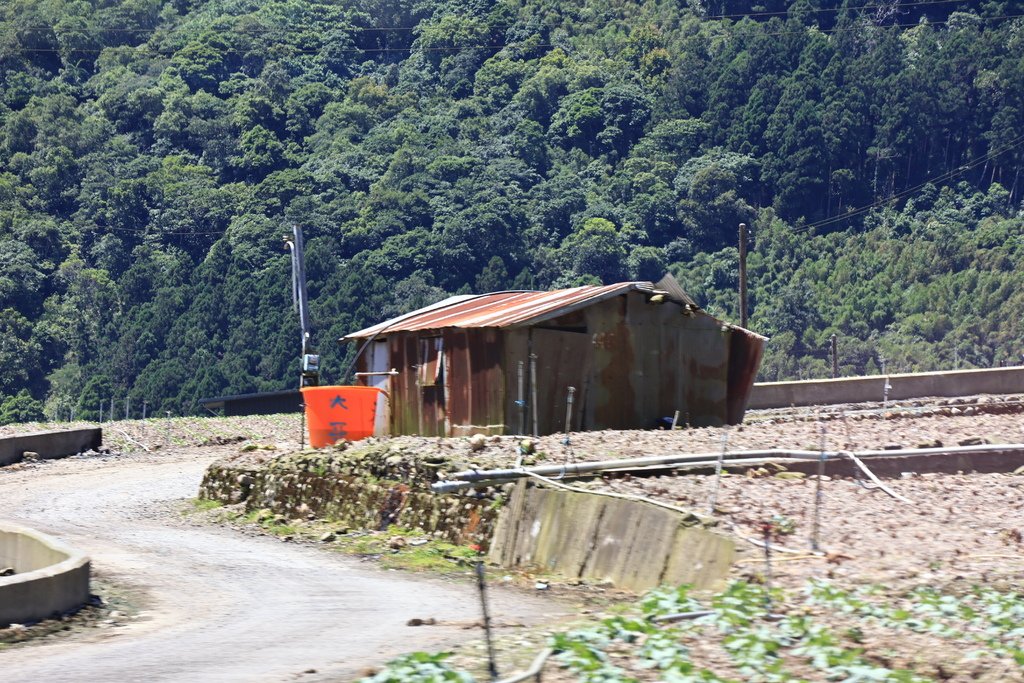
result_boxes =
[3,398,1022,681]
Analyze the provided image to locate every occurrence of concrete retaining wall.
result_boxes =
[0,428,102,467]
[488,483,734,592]
[749,366,1024,409]
[0,522,91,627]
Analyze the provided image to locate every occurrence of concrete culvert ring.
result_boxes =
[0,521,91,628]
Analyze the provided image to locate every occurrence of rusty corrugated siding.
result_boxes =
[362,329,507,437]
[444,329,506,436]
[389,334,419,436]
[586,294,637,429]
[726,328,766,424]
[502,328,529,434]
[583,292,735,429]
[531,327,592,434]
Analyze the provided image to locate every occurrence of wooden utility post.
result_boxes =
[738,223,748,328]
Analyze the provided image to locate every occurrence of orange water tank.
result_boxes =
[300,385,385,447]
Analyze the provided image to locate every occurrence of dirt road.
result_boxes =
[0,449,564,682]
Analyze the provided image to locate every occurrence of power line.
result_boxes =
[794,131,1024,234]
[695,0,983,21]
[761,10,1024,37]
[99,225,227,236]
[86,133,1024,239]
[0,0,985,35]
[2,11,1022,56]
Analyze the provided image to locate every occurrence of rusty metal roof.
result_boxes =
[342,281,728,340]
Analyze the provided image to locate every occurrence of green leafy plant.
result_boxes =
[362,652,473,682]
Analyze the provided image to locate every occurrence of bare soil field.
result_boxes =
[3,400,1022,681]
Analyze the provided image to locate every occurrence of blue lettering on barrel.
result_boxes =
[330,395,348,409]
[328,421,348,440]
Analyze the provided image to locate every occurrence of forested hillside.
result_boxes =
[1,0,1023,421]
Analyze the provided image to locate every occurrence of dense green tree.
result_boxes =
[0,390,44,425]
[0,0,1021,422]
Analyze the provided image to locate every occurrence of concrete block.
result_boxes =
[0,522,90,627]
[663,528,735,587]
[749,367,1024,409]
[531,491,606,576]
[0,429,102,467]
[489,486,735,592]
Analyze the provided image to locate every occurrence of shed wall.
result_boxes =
[444,329,506,436]
[581,292,731,429]
[357,292,762,437]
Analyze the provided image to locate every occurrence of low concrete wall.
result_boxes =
[749,366,1024,409]
[488,483,734,592]
[0,428,102,467]
[0,522,91,627]
[740,446,1024,479]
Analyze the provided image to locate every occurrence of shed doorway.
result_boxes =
[530,328,591,435]
[362,339,392,436]
[418,336,446,436]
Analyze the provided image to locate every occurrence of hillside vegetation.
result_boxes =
[1,0,1023,420]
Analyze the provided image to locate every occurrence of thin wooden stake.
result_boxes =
[762,521,774,613]
[707,428,729,515]
[811,419,826,552]
[475,561,499,681]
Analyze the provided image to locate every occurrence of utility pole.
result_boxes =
[738,223,748,328]
[831,334,838,379]
[284,225,320,387]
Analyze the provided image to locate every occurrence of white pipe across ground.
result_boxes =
[431,443,1024,493]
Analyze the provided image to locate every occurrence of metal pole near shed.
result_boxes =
[517,361,526,435]
[738,223,748,328]
[529,354,539,438]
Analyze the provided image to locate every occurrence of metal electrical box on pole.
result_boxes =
[284,225,320,387]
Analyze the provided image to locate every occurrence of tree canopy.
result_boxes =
[1,0,1022,420]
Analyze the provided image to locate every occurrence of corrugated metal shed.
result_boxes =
[342,280,767,436]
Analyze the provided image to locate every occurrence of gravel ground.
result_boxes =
[3,402,1022,681]
[590,470,1024,589]
[5,402,1022,595]
[0,444,566,682]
